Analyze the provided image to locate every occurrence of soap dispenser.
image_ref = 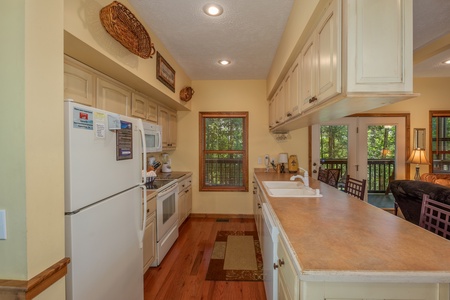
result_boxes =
[288,155,299,173]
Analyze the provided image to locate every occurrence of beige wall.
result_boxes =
[0,0,66,299]
[170,80,293,215]
[64,0,191,110]
[369,77,450,178]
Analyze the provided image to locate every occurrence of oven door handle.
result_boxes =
[139,184,147,249]
[158,183,178,198]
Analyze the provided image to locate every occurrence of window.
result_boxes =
[199,112,248,192]
[430,111,450,173]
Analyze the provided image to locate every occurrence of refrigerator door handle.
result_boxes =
[139,184,147,249]
[136,119,146,185]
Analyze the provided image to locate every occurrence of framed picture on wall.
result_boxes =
[414,128,426,149]
[156,52,175,92]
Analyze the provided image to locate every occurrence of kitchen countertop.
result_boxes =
[157,171,192,181]
[146,171,192,200]
[254,171,450,282]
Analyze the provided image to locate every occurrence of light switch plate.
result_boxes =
[0,210,6,240]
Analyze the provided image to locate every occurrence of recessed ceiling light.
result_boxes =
[203,4,223,16]
[443,59,450,65]
[218,60,230,65]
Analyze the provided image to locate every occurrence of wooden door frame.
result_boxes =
[308,113,411,179]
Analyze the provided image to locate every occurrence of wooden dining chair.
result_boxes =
[317,168,329,183]
[318,168,341,188]
[344,175,366,200]
[327,169,341,188]
[419,194,450,240]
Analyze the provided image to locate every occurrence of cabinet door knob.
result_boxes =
[273,262,279,270]
[257,203,262,209]
[278,258,285,267]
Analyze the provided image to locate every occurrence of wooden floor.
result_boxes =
[144,217,267,300]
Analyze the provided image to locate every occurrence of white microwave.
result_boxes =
[142,122,162,153]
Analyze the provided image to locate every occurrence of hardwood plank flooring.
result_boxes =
[144,217,267,300]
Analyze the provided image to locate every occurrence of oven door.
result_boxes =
[156,182,178,240]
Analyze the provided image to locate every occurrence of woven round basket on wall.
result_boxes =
[99,1,155,59]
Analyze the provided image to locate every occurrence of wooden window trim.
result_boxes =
[429,110,450,173]
[199,111,249,192]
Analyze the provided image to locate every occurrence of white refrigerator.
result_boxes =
[64,100,146,300]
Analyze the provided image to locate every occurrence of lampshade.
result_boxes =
[406,148,430,181]
[278,153,288,164]
[406,148,430,165]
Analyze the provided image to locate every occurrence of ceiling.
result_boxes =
[129,0,450,80]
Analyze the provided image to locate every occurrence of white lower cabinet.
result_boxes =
[252,179,262,240]
[300,281,447,300]
[178,175,192,226]
[277,236,299,300]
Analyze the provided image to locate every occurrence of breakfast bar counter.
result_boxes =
[253,171,450,299]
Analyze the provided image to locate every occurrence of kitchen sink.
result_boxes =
[262,181,322,198]
[266,188,322,197]
[262,181,305,189]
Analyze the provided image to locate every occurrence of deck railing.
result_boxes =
[320,159,395,193]
[204,158,395,192]
[204,158,243,186]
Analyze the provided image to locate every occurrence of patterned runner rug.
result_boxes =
[205,231,263,281]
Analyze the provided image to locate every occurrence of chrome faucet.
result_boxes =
[290,168,309,187]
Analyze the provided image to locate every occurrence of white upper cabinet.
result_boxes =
[268,97,276,130]
[302,0,340,112]
[131,92,158,123]
[64,62,95,106]
[269,0,414,132]
[345,0,412,93]
[96,78,132,116]
[300,35,317,112]
[286,59,300,119]
[158,106,177,149]
[316,0,341,101]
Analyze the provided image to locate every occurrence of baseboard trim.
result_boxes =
[189,213,253,219]
[0,257,70,300]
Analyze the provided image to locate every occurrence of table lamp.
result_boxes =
[278,153,288,173]
[406,148,430,180]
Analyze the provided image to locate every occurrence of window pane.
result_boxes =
[319,125,348,187]
[200,112,248,192]
[432,115,450,172]
[205,117,244,150]
[204,153,244,186]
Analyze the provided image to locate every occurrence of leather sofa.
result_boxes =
[420,173,450,187]
[389,180,450,225]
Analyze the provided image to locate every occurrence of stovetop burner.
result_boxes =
[145,179,176,190]
[157,172,189,180]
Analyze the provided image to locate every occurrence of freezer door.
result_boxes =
[65,187,143,300]
[65,101,144,212]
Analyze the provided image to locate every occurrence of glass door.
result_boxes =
[312,116,406,205]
